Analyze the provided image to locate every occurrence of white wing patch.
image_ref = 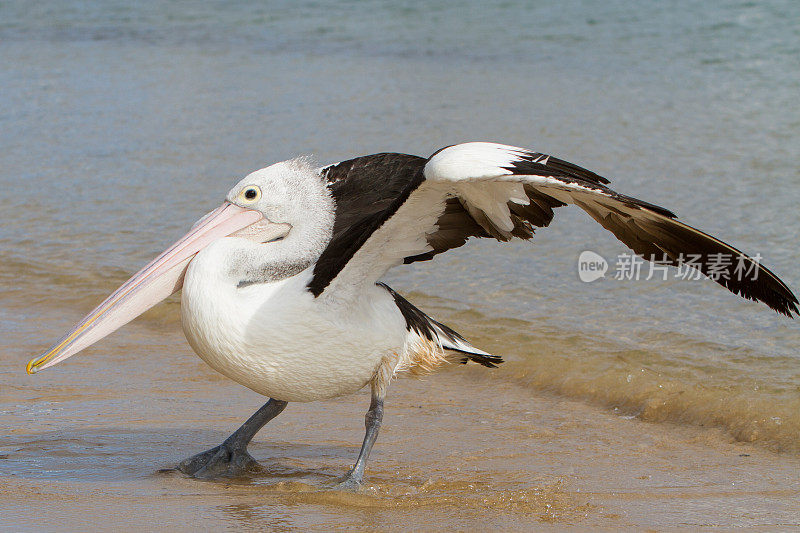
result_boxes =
[425,142,527,181]
[427,143,620,236]
[428,143,557,235]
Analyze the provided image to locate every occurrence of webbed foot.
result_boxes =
[330,472,363,491]
[177,444,260,479]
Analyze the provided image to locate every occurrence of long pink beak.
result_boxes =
[27,202,263,374]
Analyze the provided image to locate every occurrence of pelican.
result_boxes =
[28,142,797,488]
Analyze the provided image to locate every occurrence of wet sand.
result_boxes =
[3,316,799,531]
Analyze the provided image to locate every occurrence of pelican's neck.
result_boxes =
[180,230,328,361]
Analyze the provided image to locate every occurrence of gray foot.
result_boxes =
[331,472,363,491]
[177,444,260,479]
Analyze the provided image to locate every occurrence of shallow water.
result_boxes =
[1,0,799,529]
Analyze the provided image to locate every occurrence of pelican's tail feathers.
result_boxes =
[379,282,503,370]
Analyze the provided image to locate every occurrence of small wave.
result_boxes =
[414,296,800,454]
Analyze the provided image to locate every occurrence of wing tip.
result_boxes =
[755,286,798,318]
[705,258,798,318]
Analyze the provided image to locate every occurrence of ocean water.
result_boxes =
[1,0,799,528]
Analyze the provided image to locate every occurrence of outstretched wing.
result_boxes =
[309,142,797,316]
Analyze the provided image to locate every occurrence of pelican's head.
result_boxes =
[27,158,333,374]
[224,158,334,251]
[227,158,332,229]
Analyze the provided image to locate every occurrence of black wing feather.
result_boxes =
[308,153,427,296]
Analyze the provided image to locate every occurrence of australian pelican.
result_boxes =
[28,142,797,488]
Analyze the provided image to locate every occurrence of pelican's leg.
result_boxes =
[178,398,288,479]
[334,390,384,490]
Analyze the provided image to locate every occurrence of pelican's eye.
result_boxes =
[239,186,261,203]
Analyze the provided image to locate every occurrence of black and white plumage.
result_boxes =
[313,143,795,317]
[28,142,797,487]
